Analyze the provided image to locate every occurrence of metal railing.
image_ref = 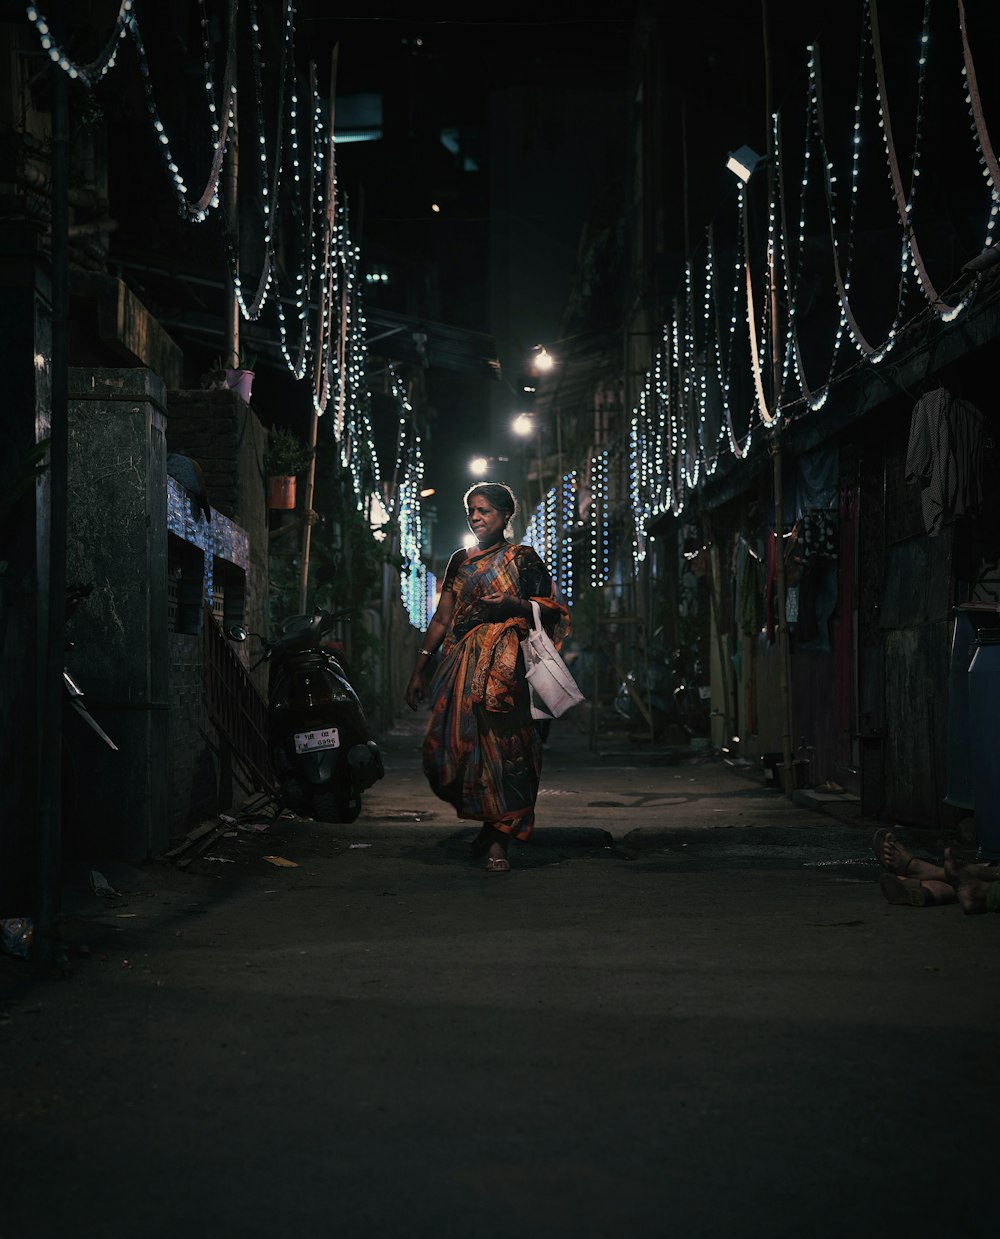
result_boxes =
[202,605,276,793]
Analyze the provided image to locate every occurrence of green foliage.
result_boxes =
[564,579,600,645]
[79,95,104,128]
[264,426,314,477]
[210,348,258,372]
[267,548,304,626]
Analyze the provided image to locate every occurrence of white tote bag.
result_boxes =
[521,600,585,720]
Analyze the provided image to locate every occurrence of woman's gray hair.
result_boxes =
[464,480,517,526]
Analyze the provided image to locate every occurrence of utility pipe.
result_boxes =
[36,62,69,961]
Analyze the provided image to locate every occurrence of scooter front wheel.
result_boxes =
[312,783,361,824]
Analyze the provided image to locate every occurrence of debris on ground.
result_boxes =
[1,918,34,958]
[90,870,122,899]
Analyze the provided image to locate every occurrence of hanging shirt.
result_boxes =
[905,388,986,536]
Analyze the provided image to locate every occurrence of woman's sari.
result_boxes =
[422,541,568,840]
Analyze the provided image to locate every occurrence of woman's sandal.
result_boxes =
[878,873,927,906]
[486,856,510,873]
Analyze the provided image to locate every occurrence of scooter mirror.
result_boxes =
[225,624,249,642]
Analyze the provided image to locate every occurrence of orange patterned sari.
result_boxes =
[422,542,567,840]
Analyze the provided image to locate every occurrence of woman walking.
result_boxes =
[405,481,568,871]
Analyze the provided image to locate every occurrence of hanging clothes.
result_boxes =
[734,536,763,636]
[905,387,986,536]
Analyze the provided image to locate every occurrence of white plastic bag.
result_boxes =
[521,600,585,720]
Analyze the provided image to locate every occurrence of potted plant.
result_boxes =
[204,348,258,404]
[264,426,314,510]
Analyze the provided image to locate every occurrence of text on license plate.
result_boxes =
[294,727,340,754]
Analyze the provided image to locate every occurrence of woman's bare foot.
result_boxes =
[481,825,510,872]
[873,829,945,881]
[944,847,989,914]
[485,840,510,873]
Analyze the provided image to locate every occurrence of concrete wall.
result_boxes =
[61,373,272,856]
[64,367,169,862]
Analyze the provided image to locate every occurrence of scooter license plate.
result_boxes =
[294,727,341,753]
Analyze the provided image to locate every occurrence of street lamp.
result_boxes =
[728,137,792,791]
[726,143,765,184]
[468,454,509,476]
[510,411,544,513]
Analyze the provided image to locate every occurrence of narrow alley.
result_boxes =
[2,718,995,1239]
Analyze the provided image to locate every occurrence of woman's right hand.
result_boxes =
[405,670,425,711]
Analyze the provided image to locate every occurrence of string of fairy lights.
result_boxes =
[623,0,999,575]
[24,3,1000,617]
[26,1,434,627]
[388,368,434,630]
[523,471,578,605]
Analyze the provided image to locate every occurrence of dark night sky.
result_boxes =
[63,0,1000,555]
[305,6,637,551]
[300,2,906,551]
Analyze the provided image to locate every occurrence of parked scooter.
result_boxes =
[613,640,678,737]
[227,606,384,823]
[614,640,711,740]
[670,647,712,738]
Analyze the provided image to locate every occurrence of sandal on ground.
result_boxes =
[486,856,510,873]
[879,873,927,906]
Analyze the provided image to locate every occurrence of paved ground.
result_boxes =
[2,714,998,1238]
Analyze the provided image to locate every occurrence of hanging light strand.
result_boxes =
[25,1,132,86]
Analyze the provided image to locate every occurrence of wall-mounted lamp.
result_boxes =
[511,413,534,437]
[726,144,766,184]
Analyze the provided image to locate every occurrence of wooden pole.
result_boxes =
[224,11,239,369]
[762,0,794,791]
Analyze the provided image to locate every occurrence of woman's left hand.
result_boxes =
[482,592,525,620]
